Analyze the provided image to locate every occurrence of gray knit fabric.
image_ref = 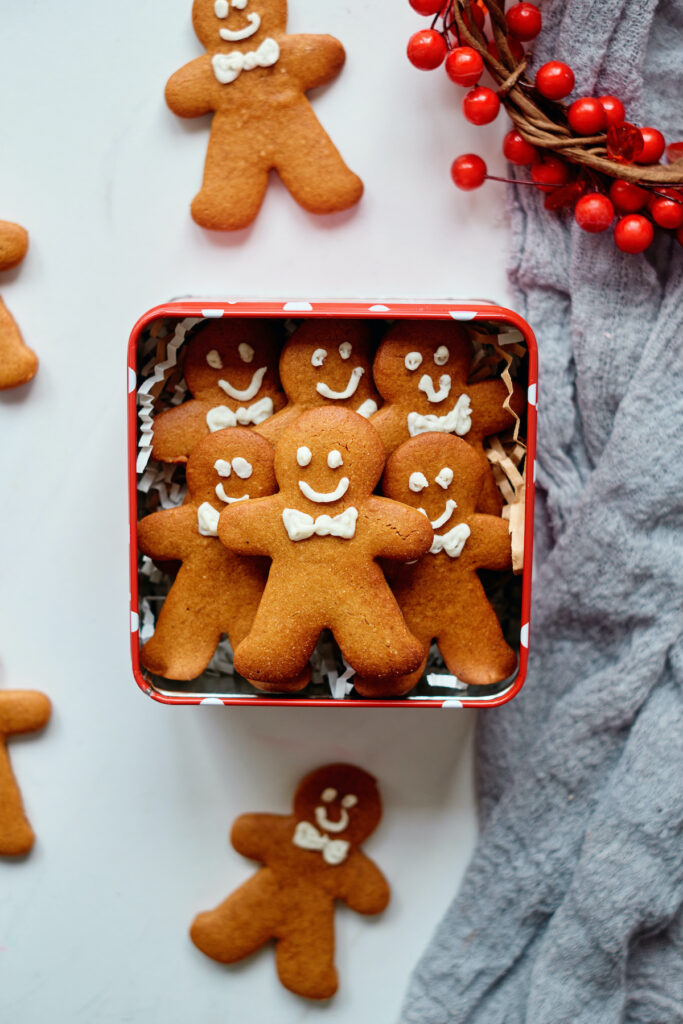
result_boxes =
[400,2,683,1022]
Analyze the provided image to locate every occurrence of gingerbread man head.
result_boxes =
[383,433,485,526]
[293,763,382,847]
[373,320,474,431]
[192,0,287,51]
[275,407,385,519]
[183,319,284,428]
[187,428,275,534]
[279,321,379,419]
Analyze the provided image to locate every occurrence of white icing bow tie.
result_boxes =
[407,394,472,438]
[211,38,280,85]
[292,821,350,865]
[282,506,358,541]
[206,396,273,431]
[430,522,471,557]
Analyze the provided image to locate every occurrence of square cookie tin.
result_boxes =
[128,300,537,707]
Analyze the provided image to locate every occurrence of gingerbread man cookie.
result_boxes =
[218,407,433,684]
[256,319,380,444]
[151,318,285,464]
[166,0,363,230]
[0,690,51,856]
[355,434,516,697]
[191,763,389,999]
[139,428,307,690]
[0,220,38,391]
[370,320,524,514]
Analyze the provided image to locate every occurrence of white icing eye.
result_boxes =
[434,346,449,366]
[214,0,229,17]
[341,794,357,809]
[231,457,253,479]
[321,788,337,803]
[214,459,231,477]
[436,467,454,490]
[206,349,223,369]
[311,348,327,367]
[238,343,254,363]
[232,0,248,8]
[409,471,429,493]
[297,446,312,467]
[405,352,423,372]
[327,450,344,469]
[338,342,352,360]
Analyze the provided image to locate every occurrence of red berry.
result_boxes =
[506,3,542,41]
[445,46,484,86]
[635,126,666,164]
[463,3,486,32]
[649,194,683,229]
[574,193,614,233]
[409,0,444,14]
[503,129,537,165]
[614,214,654,253]
[530,155,571,192]
[609,179,649,213]
[598,95,626,126]
[407,29,447,70]
[451,153,487,190]
[487,36,525,63]
[463,86,500,125]
[535,61,575,100]
[568,97,607,135]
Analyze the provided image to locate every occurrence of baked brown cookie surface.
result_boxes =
[355,433,517,697]
[0,690,51,856]
[218,407,433,683]
[166,0,363,230]
[151,319,285,463]
[190,763,389,999]
[0,220,38,391]
[256,319,380,443]
[370,320,523,513]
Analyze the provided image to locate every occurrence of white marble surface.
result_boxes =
[0,1,513,1020]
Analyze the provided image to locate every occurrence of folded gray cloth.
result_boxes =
[400,2,683,1022]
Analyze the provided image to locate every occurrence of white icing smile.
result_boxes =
[419,373,452,404]
[218,365,267,401]
[316,366,364,401]
[216,484,249,504]
[315,805,349,834]
[420,498,457,531]
[219,12,261,41]
[299,476,350,504]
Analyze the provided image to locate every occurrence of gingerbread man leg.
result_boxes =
[275,910,338,1000]
[234,587,320,684]
[274,102,363,216]
[352,607,430,698]
[437,601,517,686]
[141,579,223,681]
[0,298,38,391]
[191,135,270,231]
[190,870,282,963]
[0,691,51,856]
[329,586,426,680]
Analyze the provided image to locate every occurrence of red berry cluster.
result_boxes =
[407,0,683,254]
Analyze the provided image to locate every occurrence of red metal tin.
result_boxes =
[128,300,537,708]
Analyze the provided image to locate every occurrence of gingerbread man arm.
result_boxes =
[231,813,291,861]
[254,404,305,446]
[0,692,51,735]
[470,379,524,441]
[151,401,210,464]
[165,57,215,118]
[338,851,390,915]
[0,220,28,271]
[282,35,346,91]
[365,497,433,561]
[218,496,280,558]
[138,506,196,562]
[467,515,513,571]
